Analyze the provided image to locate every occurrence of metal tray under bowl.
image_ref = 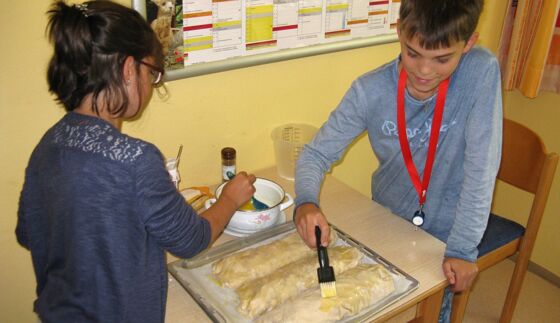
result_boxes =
[167,222,419,322]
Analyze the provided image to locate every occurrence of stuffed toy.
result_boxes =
[150,0,175,56]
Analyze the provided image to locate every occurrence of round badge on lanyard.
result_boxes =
[412,203,425,226]
[397,68,449,227]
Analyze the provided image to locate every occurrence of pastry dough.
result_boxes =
[237,246,363,318]
[212,231,336,289]
[256,264,396,323]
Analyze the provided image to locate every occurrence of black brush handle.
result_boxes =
[315,226,330,268]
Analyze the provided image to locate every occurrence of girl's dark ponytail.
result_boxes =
[47,1,94,111]
[45,1,164,115]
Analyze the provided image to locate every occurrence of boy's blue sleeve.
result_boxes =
[295,80,369,208]
[444,56,503,262]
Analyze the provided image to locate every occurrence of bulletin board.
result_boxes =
[132,0,400,81]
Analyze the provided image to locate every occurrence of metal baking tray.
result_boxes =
[167,221,419,322]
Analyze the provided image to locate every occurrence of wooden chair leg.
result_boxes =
[450,288,471,323]
[499,253,531,323]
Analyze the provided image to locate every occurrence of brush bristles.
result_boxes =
[320,281,337,298]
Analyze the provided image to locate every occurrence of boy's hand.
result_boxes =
[442,257,478,292]
[218,171,256,210]
[293,203,330,248]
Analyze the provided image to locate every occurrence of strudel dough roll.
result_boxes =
[237,246,363,318]
[212,231,336,289]
[256,264,396,323]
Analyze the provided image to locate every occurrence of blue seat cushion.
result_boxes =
[477,213,525,258]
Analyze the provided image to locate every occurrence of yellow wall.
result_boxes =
[1,1,558,322]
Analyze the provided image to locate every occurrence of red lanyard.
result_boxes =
[397,69,449,206]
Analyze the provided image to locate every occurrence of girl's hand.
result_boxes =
[218,171,256,210]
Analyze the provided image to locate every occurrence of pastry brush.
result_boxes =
[315,226,337,298]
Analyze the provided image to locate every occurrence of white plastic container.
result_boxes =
[271,124,318,180]
[166,158,180,189]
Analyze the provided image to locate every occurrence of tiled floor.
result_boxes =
[464,259,560,323]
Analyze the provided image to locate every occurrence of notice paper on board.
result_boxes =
[145,0,401,69]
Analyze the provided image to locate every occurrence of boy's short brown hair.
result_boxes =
[399,0,483,49]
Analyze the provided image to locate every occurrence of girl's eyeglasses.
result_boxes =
[138,60,164,87]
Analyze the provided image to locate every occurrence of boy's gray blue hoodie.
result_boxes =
[295,46,502,262]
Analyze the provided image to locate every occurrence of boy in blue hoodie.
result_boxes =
[294,0,501,321]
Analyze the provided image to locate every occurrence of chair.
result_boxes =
[451,118,558,323]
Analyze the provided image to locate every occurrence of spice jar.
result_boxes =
[221,147,236,182]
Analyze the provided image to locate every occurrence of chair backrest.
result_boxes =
[497,118,558,251]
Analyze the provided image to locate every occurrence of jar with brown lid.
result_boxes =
[221,147,236,182]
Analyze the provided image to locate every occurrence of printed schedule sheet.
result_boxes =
[181,0,401,65]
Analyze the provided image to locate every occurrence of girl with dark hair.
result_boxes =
[16,1,256,322]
